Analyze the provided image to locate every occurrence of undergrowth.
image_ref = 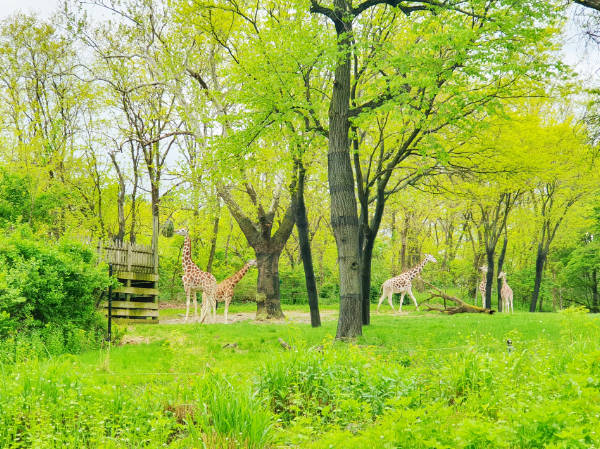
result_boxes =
[0,308,599,448]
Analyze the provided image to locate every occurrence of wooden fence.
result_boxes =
[97,241,159,324]
[97,240,156,274]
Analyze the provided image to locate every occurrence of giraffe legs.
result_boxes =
[224,296,232,324]
[407,288,419,311]
[209,292,217,323]
[184,287,192,322]
[199,292,209,323]
[193,291,199,321]
[198,287,217,324]
[398,292,406,312]
[377,287,395,313]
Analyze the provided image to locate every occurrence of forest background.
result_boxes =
[1,0,600,341]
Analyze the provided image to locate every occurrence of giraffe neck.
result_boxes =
[182,236,193,271]
[409,257,429,279]
[226,263,252,287]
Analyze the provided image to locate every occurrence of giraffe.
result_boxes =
[477,265,488,308]
[216,260,257,324]
[174,228,217,323]
[377,254,437,313]
[498,271,514,313]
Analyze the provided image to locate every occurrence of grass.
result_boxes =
[1,304,599,448]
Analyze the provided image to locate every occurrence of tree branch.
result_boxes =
[217,185,261,245]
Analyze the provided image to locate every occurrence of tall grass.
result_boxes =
[0,307,599,448]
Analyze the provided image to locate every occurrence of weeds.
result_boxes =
[0,311,599,448]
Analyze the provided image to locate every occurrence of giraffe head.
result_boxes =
[174,227,189,237]
[247,259,257,267]
[480,265,488,273]
[424,254,437,263]
[498,271,507,280]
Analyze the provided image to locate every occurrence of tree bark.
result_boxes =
[496,235,508,312]
[358,187,386,326]
[128,142,141,244]
[218,184,296,320]
[592,269,599,313]
[359,231,375,325]
[400,213,410,271]
[325,0,362,338]
[255,251,284,319]
[151,190,160,275]
[422,281,494,315]
[576,0,600,11]
[206,207,220,273]
[530,244,548,312]
[109,151,126,242]
[484,250,495,310]
[391,210,398,275]
[294,161,321,327]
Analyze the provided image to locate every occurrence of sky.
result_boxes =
[1,0,598,81]
[1,0,58,17]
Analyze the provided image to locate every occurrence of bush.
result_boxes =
[257,347,406,430]
[0,226,113,353]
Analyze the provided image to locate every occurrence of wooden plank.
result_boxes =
[113,286,159,295]
[101,301,158,309]
[115,272,159,281]
[106,308,159,318]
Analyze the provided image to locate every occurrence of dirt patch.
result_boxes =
[159,302,185,310]
[119,335,151,345]
[159,309,338,325]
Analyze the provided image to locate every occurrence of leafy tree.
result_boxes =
[525,122,595,312]
[562,236,600,312]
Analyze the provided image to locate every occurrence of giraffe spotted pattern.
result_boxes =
[377,254,437,313]
[216,260,257,323]
[175,228,217,323]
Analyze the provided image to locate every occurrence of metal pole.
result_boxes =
[107,263,113,342]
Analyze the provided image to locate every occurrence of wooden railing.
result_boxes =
[96,240,156,274]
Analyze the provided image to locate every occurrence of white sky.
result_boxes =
[1,0,58,17]
[1,0,598,81]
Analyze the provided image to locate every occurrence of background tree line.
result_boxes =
[0,0,599,339]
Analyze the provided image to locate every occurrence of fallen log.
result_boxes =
[422,281,495,315]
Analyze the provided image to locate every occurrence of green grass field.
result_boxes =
[1,304,600,448]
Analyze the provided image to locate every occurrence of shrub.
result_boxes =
[0,226,113,353]
[257,346,406,430]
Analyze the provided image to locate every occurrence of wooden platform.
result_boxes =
[103,272,160,324]
[97,240,160,325]
[102,271,158,324]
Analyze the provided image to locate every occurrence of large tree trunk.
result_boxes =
[108,152,126,242]
[591,269,598,313]
[218,182,296,321]
[484,250,495,309]
[128,142,140,244]
[116,188,126,242]
[358,188,385,326]
[496,236,508,312]
[206,208,220,273]
[255,251,284,319]
[328,3,362,339]
[359,233,375,325]
[400,213,410,271]
[391,211,398,275]
[294,162,321,327]
[576,0,600,11]
[151,188,160,275]
[530,244,547,312]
